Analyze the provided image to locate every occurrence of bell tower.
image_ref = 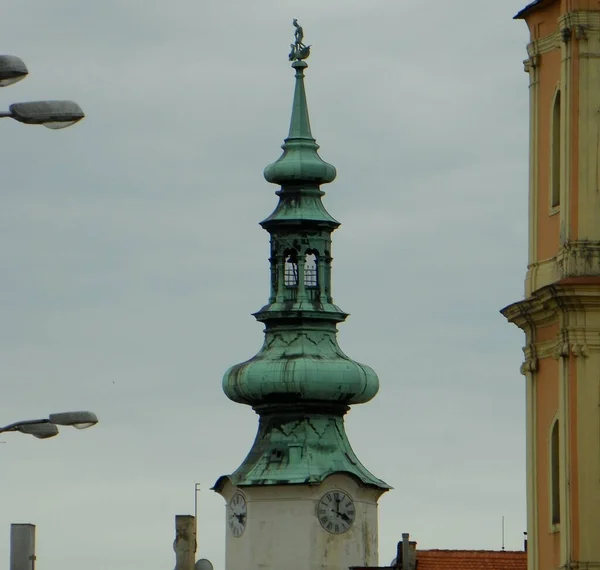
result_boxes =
[502,2,600,570]
[213,21,389,570]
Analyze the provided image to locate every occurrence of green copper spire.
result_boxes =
[215,23,389,492]
[287,62,313,139]
[263,36,336,186]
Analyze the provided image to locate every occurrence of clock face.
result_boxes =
[227,492,247,538]
[317,490,355,534]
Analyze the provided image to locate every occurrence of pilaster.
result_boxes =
[525,52,541,296]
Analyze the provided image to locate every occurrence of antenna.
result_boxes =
[194,483,201,539]
[502,516,505,551]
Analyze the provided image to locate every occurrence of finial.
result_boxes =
[288,19,311,61]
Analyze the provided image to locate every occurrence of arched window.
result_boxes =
[284,250,298,287]
[551,419,560,525]
[551,90,561,209]
[304,252,318,288]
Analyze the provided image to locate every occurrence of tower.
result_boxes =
[502,2,600,570]
[213,23,390,570]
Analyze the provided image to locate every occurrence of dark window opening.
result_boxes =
[551,90,561,209]
[551,419,560,525]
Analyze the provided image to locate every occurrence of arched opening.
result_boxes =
[551,418,560,525]
[551,89,561,209]
[304,252,318,288]
[284,250,298,287]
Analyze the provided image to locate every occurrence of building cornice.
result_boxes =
[503,278,600,323]
[501,280,600,369]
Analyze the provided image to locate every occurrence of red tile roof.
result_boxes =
[417,550,527,570]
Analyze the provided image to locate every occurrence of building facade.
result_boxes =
[213,24,390,570]
[502,2,600,570]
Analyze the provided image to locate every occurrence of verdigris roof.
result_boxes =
[213,415,390,489]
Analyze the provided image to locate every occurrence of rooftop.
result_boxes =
[514,0,552,19]
[352,549,527,570]
[416,550,527,570]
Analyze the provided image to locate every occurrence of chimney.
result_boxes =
[402,533,410,570]
[10,524,35,570]
[174,515,196,570]
[397,533,416,570]
[523,532,528,552]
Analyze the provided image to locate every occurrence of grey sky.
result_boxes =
[1,1,530,569]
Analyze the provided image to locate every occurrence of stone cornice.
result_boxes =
[501,280,600,368]
[525,242,600,294]
[527,32,561,59]
[525,36,559,66]
[523,11,600,67]
[503,279,600,325]
[557,241,600,278]
[560,561,600,570]
[559,11,600,34]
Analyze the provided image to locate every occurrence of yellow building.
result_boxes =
[502,2,600,570]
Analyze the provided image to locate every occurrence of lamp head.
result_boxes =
[0,55,28,87]
[17,423,59,439]
[49,411,98,429]
[9,100,84,129]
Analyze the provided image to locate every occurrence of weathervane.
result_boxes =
[288,19,311,61]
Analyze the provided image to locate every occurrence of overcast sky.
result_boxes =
[1,1,531,569]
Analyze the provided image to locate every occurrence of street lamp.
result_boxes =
[0,411,98,440]
[0,55,28,87]
[0,54,84,129]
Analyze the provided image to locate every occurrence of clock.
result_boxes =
[317,490,355,534]
[227,492,247,537]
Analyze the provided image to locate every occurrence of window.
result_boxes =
[284,250,298,287]
[551,90,561,209]
[304,252,318,288]
[551,419,560,525]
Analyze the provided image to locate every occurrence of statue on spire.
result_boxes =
[288,19,311,61]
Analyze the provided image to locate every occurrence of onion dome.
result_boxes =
[222,328,380,407]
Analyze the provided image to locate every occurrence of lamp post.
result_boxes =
[0,54,84,129]
[0,411,98,440]
[0,55,90,441]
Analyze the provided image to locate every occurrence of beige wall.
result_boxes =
[218,474,384,570]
